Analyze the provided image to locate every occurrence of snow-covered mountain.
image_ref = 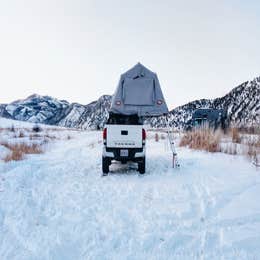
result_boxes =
[150,76,260,129]
[0,76,259,129]
[0,94,111,129]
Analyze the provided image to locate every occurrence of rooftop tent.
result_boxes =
[110,63,169,117]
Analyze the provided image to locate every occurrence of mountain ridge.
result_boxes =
[0,76,259,129]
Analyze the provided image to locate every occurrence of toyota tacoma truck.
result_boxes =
[102,114,146,175]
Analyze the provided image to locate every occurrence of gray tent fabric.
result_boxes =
[110,63,169,116]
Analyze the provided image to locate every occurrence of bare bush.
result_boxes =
[246,134,260,165]
[10,125,15,132]
[180,128,222,153]
[221,143,238,155]
[237,126,260,135]
[180,126,260,167]
[29,133,42,140]
[253,154,260,167]
[45,134,57,140]
[18,131,25,138]
[230,128,241,143]
[1,143,43,162]
[160,134,166,140]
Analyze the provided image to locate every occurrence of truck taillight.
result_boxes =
[103,128,107,140]
[142,128,146,140]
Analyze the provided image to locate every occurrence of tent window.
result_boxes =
[123,78,154,106]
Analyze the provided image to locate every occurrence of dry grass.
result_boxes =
[180,126,260,159]
[246,134,260,166]
[160,134,166,140]
[180,127,260,169]
[237,126,260,135]
[1,142,43,162]
[0,125,77,163]
[230,128,242,143]
[180,128,222,153]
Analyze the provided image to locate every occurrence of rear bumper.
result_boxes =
[103,147,145,161]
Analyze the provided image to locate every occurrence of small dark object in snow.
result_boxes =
[10,124,15,132]
[32,124,42,133]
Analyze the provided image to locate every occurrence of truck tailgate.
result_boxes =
[106,125,143,148]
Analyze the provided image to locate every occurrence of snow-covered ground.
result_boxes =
[0,122,260,259]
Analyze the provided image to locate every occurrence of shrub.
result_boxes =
[221,143,238,155]
[180,128,222,153]
[160,134,166,140]
[29,133,41,140]
[10,125,15,132]
[1,143,43,162]
[253,154,260,167]
[18,131,25,138]
[230,128,241,143]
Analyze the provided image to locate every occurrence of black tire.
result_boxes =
[102,156,109,174]
[138,157,145,174]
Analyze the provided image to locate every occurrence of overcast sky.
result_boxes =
[0,0,259,109]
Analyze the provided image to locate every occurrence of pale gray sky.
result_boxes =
[0,0,259,109]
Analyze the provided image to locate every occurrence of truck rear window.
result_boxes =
[107,113,143,125]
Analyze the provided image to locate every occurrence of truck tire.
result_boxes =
[138,157,145,174]
[102,156,109,175]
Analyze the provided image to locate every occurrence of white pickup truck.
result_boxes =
[102,114,146,175]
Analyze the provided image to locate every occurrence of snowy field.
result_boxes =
[0,119,260,259]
